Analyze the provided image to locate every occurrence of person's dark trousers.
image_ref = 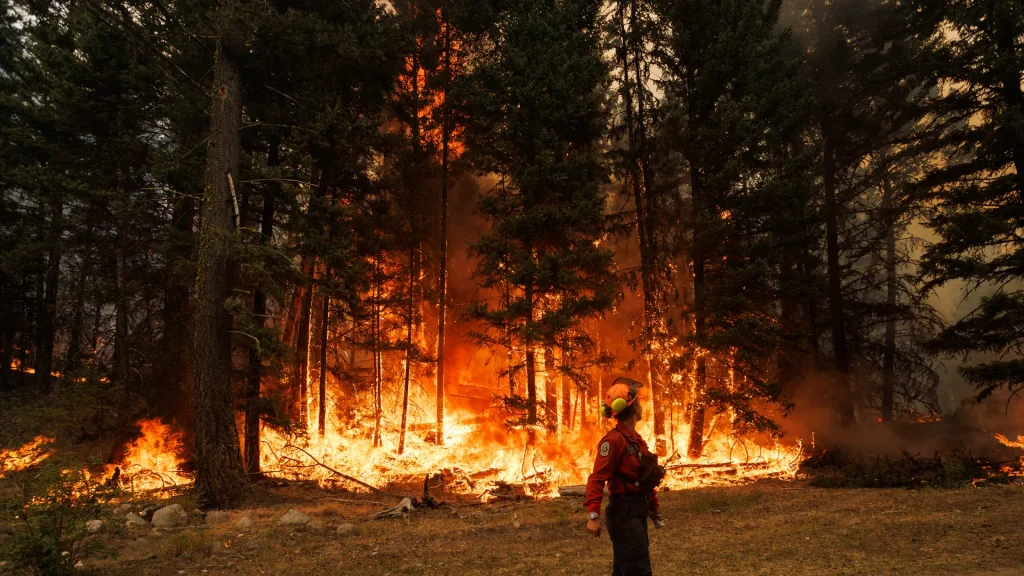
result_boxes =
[605,493,653,576]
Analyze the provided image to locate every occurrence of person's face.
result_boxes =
[634,400,644,422]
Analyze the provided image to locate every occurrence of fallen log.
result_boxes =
[557,485,586,498]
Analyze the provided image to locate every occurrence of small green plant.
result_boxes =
[1,466,112,576]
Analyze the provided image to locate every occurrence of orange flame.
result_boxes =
[105,419,190,492]
[0,435,54,477]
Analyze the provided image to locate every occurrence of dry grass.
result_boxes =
[78,481,1024,576]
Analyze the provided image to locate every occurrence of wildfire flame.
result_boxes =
[105,419,191,492]
[994,433,1024,450]
[0,435,54,477]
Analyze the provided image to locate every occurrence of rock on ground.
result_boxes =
[151,504,189,529]
[235,515,253,530]
[125,513,149,529]
[206,511,230,525]
[278,509,311,527]
[336,523,360,537]
[85,520,104,533]
[115,503,132,514]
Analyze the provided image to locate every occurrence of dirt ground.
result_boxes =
[66,480,1024,576]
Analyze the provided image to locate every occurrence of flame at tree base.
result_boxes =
[97,415,802,497]
[258,409,803,497]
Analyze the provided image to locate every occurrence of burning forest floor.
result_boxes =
[4,390,1024,575]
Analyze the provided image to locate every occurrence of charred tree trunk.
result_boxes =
[561,349,571,431]
[399,245,415,455]
[822,126,854,426]
[436,8,452,447]
[372,254,383,447]
[295,276,313,429]
[525,270,538,429]
[994,12,1023,196]
[544,347,557,428]
[34,197,62,395]
[65,243,93,375]
[192,22,248,506]
[815,0,855,428]
[244,144,278,474]
[881,175,896,424]
[318,287,330,437]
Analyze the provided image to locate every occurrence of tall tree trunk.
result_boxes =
[399,244,416,454]
[994,12,1023,196]
[881,175,896,424]
[616,0,664,438]
[372,254,383,447]
[823,127,854,426]
[686,63,706,458]
[436,6,452,446]
[295,277,313,430]
[244,143,278,474]
[561,348,571,431]
[318,288,330,437]
[192,23,248,507]
[815,0,854,428]
[65,246,93,375]
[34,197,62,394]
[544,347,557,428]
[160,191,196,425]
[525,268,538,426]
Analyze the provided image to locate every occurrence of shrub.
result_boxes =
[1,466,111,576]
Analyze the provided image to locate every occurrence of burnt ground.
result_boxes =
[51,480,1024,576]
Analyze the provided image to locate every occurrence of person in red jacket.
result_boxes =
[585,377,663,576]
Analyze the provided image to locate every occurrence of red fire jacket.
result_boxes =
[584,421,661,516]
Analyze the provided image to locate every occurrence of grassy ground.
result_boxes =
[62,480,1024,576]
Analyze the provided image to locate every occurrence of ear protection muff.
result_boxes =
[600,377,642,419]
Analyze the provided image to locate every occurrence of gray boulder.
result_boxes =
[151,504,189,529]
[85,520,104,534]
[125,513,149,529]
[235,515,253,530]
[277,509,311,527]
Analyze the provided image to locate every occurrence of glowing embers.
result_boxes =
[0,435,54,477]
[105,419,191,491]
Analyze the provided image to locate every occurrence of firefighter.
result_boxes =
[585,377,663,576]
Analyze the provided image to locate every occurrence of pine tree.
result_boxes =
[655,0,811,455]
[918,0,1024,402]
[458,0,617,431]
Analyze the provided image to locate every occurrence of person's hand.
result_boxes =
[586,518,602,537]
[649,510,664,529]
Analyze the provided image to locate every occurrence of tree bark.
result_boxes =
[815,0,855,428]
[34,197,62,395]
[317,288,329,437]
[823,127,854,426]
[192,22,248,507]
[881,174,896,424]
[436,6,452,446]
[373,254,383,447]
[295,276,313,430]
[244,143,278,474]
[544,347,557,428]
[399,243,416,454]
[525,277,537,428]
